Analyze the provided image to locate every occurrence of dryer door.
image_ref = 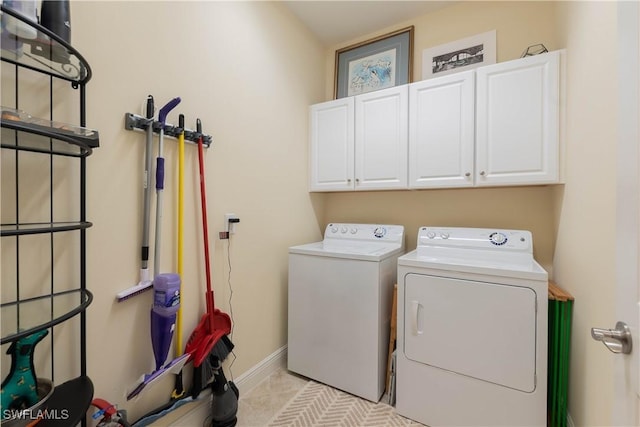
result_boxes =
[404,274,538,392]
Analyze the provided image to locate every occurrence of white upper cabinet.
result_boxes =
[409,70,475,188]
[355,85,408,190]
[308,50,564,192]
[309,97,355,191]
[475,50,561,186]
[309,85,408,192]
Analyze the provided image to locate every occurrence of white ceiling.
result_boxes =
[282,1,455,46]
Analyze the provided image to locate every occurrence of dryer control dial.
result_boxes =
[373,227,387,238]
[330,225,338,233]
[489,232,508,246]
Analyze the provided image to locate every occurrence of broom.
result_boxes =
[184,118,234,398]
[171,114,186,399]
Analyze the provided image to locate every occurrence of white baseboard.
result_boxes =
[168,345,288,426]
[233,345,288,394]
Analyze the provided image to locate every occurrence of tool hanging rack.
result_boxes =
[124,112,213,147]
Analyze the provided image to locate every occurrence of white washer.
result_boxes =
[396,227,548,427]
[288,223,405,402]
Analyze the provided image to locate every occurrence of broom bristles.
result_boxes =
[191,335,234,398]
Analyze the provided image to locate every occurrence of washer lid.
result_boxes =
[289,223,405,261]
[289,240,404,262]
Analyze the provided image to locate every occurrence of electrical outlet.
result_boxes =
[224,213,240,234]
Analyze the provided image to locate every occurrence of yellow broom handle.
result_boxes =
[176,125,185,356]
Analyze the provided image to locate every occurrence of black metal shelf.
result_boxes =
[1,107,99,157]
[39,376,94,426]
[0,4,92,84]
[0,221,93,237]
[1,289,93,345]
[1,2,96,422]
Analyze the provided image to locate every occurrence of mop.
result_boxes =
[129,116,190,424]
[127,98,189,401]
[116,95,155,302]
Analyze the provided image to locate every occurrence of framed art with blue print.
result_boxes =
[334,26,414,99]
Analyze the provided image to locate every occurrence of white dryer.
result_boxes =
[396,227,548,426]
[288,223,404,402]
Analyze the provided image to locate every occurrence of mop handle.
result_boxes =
[141,95,154,270]
[153,97,181,279]
[158,97,181,125]
[156,97,181,191]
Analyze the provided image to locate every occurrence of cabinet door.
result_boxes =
[476,51,560,186]
[409,71,475,188]
[355,86,408,190]
[309,98,355,192]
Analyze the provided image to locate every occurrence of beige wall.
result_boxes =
[554,2,618,426]
[2,1,325,421]
[322,1,560,272]
[324,1,559,100]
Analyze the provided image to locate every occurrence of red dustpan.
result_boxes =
[187,307,231,367]
[185,120,232,370]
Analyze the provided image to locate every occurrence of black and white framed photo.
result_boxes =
[335,26,414,99]
[422,30,496,80]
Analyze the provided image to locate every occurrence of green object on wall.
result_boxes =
[0,329,48,416]
[548,282,574,427]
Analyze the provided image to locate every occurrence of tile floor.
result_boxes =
[235,368,405,427]
[236,368,309,426]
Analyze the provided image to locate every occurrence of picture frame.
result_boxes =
[421,30,496,80]
[335,26,414,99]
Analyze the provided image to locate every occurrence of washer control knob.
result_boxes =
[330,226,338,233]
[350,227,358,234]
[440,232,450,239]
[374,227,387,238]
[490,232,508,245]
[426,231,436,239]
[340,226,348,234]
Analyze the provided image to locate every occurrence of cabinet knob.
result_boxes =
[347,179,351,183]
[465,172,471,177]
[479,171,486,176]
[355,178,360,184]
